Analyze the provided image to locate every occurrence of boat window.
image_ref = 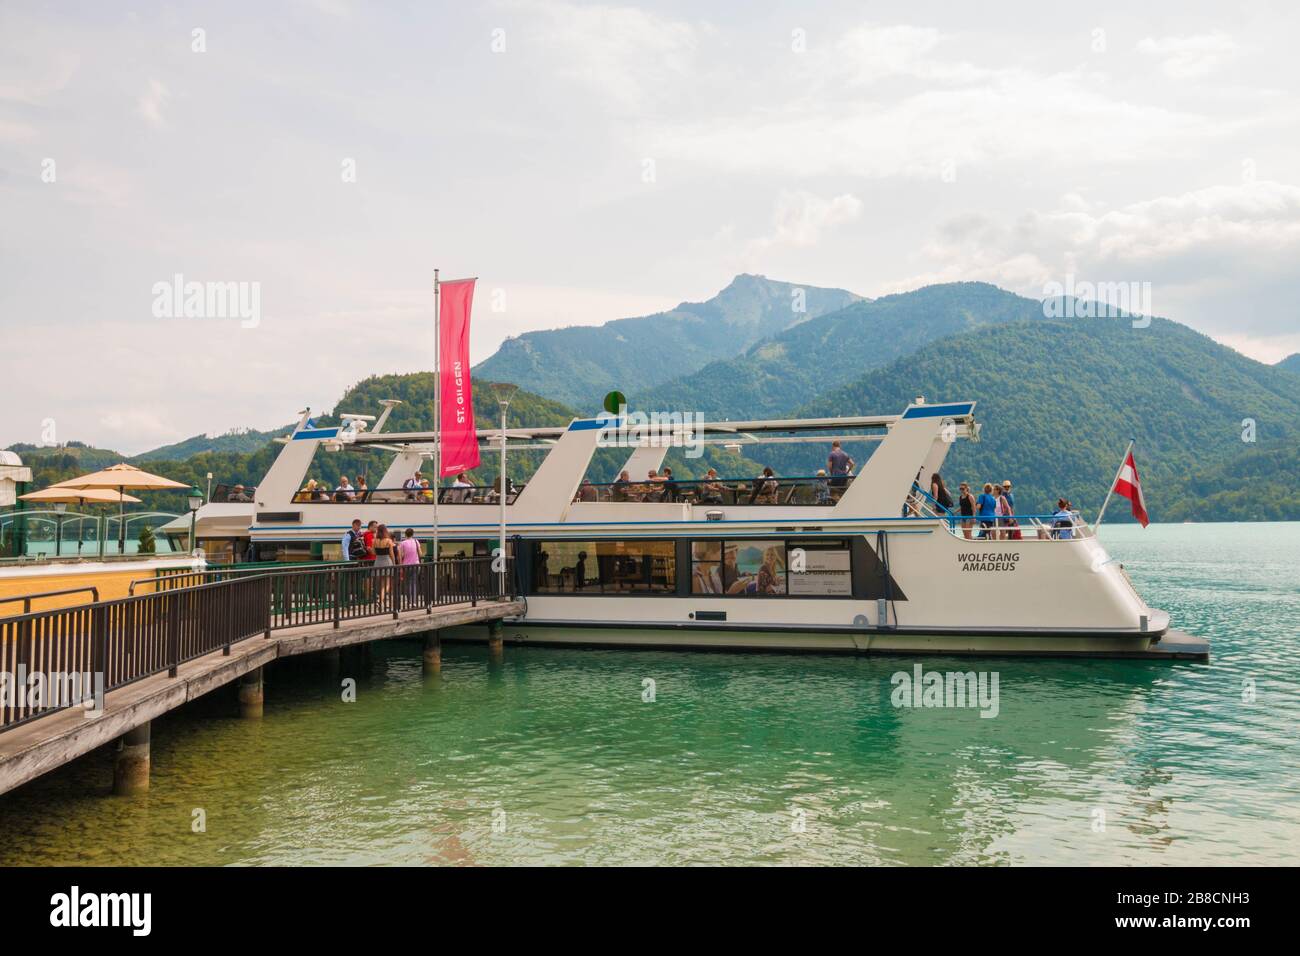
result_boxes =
[436,540,496,558]
[532,540,675,593]
[438,541,477,558]
[691,538,851,596]
[787,541,852,596]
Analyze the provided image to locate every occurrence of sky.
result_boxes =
[2,0,1298,454]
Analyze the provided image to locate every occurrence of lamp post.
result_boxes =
[52,501,66,558]
[187,485,204,558]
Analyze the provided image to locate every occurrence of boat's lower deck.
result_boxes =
[441,621,1210,660]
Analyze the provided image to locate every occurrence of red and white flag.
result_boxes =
[1113,448,1149,527]
[438,278,480,477]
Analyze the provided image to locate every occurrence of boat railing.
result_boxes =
[573,474,857,505]
[290,485,523,506]
[908,485,1091,539]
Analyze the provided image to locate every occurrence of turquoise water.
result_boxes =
[1,523,1296,865]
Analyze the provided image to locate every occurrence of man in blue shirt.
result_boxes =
[1001,480,1015,513]
[976,483,998,538]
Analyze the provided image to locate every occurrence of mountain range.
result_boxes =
[8,275,1298,523]
[472,273,860,411]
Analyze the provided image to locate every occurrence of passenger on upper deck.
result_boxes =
[827,441,854,499]
[611,470,631,502]
[450,472,473,503]
[576,478,597,502]
[930,473,954,511]
[419,478,434,501]
[228,484,252,503]
[752,467,778,504]
[976,483,997,537]
[335,477,356,502]
[645,469,666,502]
[403,471,423,501]
[662,467,680,503]
[1053,498,1075,539]
[814,469,831,505]
[958,482,976,538]
[699,468,724,504]
[355,476,369,500]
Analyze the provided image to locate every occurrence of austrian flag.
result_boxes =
[1114,449,1149,527]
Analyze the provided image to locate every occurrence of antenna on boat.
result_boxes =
[373,399,402,435]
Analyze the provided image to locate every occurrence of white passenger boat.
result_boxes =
[204,400,1208,659]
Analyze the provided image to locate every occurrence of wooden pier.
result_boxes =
[0,559,520,796]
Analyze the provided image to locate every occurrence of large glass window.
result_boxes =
[533,540,675,593]
[691,538,851,597]
[787,540,852,596]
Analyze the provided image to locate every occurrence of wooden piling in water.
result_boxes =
[112,721,150,795]
[238,667,263,719]
[423,630,442,673]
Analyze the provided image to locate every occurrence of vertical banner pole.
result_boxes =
[1093,438,1134,533]
[433,268,440,605]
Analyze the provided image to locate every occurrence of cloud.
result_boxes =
[886,180,1300,361]
[1136,33,1239,79]
[749,191,863,253]
[137,78,169,127]
[517,0,704,113]
[825,23,995,86]
[649,65,1209,181]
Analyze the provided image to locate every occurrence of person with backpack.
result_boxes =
[342,519,365,561]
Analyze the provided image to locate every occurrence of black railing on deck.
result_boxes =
[0,556,511,733]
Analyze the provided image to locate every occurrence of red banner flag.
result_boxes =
[1114,449,1149,527]
[438,278,480,477]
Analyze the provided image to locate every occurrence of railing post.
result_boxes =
[425,561,432,615]
[332,570,341,629]
[91,602,107,693]
[392,566,399,620]
[224,580,235,655]
[167,593,181,678]
[264,575,273,638]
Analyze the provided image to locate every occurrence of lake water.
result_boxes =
[1,522,1296,865]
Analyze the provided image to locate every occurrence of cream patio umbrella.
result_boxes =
[52,463,189,554]
[19,487,143,556]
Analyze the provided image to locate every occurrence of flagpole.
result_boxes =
[1093,438,1135,533]
[433,268,440,604]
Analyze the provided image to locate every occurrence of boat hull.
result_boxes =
[441,620,1209,660]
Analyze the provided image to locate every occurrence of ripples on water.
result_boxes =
[1,523,1296,866]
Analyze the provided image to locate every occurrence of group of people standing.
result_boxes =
[340,519,424,601]
[927,474,1077,539]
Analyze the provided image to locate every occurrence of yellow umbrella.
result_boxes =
[19,487,144,557]
[20,487,143,505]
[52,463,189,552]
